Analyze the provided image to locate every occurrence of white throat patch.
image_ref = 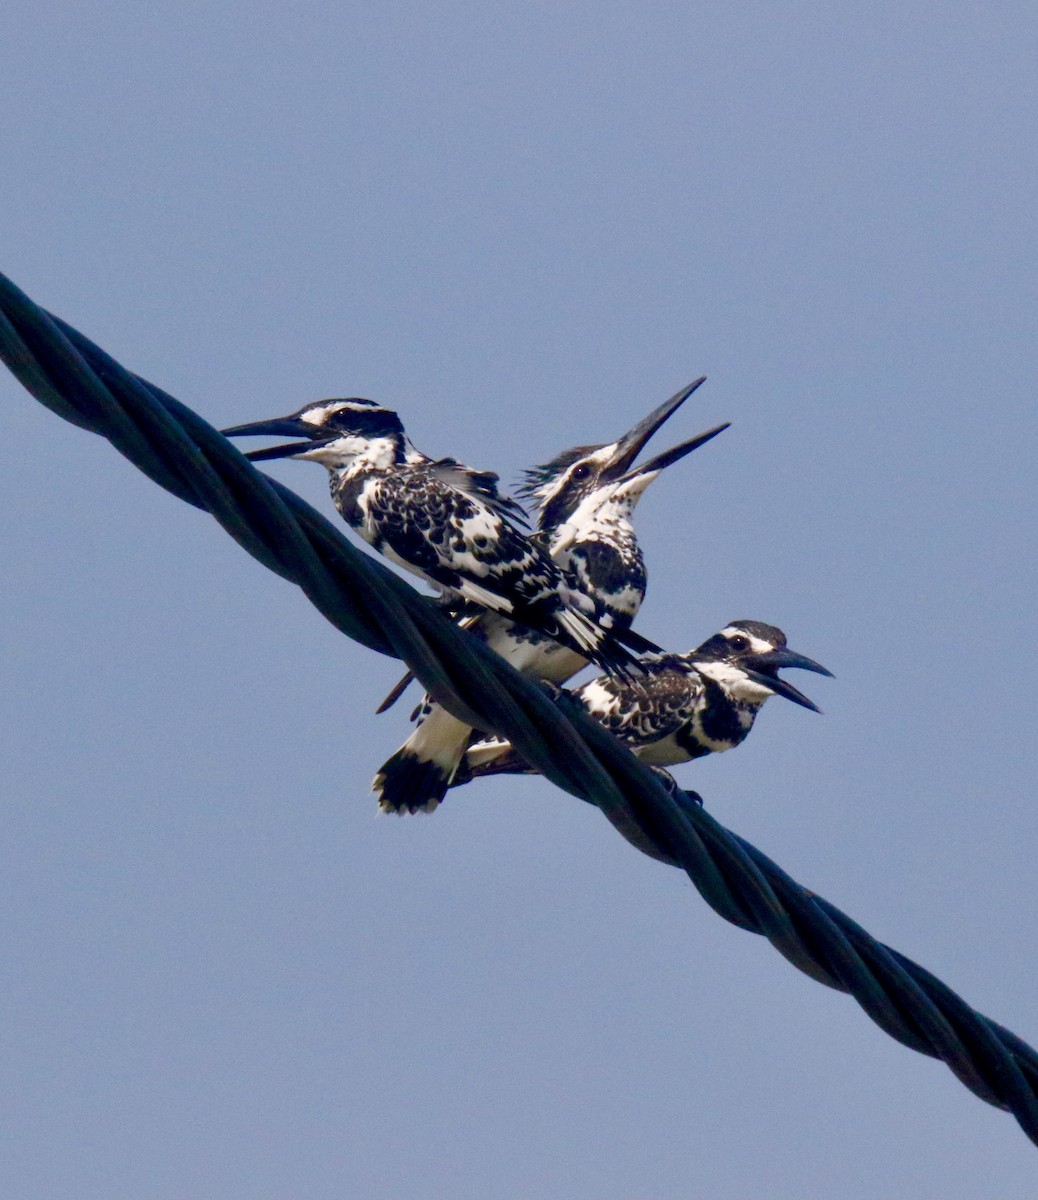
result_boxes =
[696,660,774,703]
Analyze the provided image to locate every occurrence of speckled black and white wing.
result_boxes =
[425,457,529,527]
[575,654,703,749]
[460,654,706,782]
[349,468,553,606]
[335,464,619,666]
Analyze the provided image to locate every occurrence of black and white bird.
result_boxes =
[371,380,729,813]
[460,620,832,786]
[222,398,642,678]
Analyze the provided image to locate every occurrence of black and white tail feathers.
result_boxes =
[373,746,453,814]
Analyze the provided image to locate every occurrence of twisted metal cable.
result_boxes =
[2,269,1036,1144]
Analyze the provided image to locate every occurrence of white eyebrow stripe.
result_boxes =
[720,626,776,654]
[301,400,382,426]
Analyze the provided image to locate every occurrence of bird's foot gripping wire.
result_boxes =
[646,765,704,809]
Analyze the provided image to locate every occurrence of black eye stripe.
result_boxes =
[322,409,403,439]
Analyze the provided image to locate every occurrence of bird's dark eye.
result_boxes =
[729,635,750,652]
[571,464,591,482]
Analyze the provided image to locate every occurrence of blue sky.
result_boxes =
[2,4,1037,1195]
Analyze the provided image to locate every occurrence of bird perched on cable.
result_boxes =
[459,620,832,787]
[221,397,647,679]
[371,380,729,813]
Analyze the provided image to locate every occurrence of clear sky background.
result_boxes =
[2,4,1037,1196]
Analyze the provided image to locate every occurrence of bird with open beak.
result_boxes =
[372,380,730,813]
[222,395,653,681]
[461,620,832,787]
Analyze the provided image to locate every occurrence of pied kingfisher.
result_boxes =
[371,379,729,813]
[460,621,832,787]
[222,398,644,679]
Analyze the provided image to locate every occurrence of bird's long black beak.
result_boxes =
[744,648,833,714]
[221,416,331,462]
[602,376,711,480]
[621,420,731,481]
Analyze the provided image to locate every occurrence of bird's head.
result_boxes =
[692,621,833,712]
[222,398,406,469]
[519,378,728,532]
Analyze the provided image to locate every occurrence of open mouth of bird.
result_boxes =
[220,416,340,461]
[744,648,833,713]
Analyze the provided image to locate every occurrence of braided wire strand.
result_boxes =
[2,270,1036,1145]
